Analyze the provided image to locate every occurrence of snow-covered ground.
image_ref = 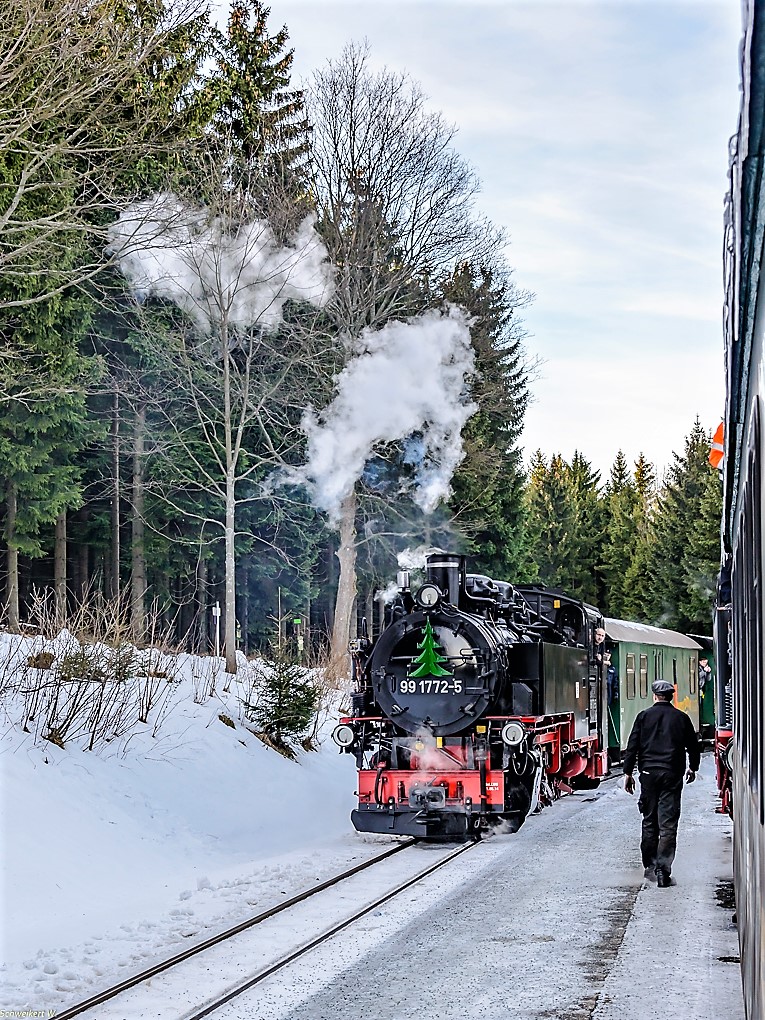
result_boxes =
[0,629,746,1020]
[0,630,369,1014]
[211,757,742,1020]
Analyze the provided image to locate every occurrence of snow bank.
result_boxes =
[0,633,361,1012]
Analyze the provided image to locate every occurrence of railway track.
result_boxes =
[184,840,478,1020]
[54,777,619,1020]
[53,838,478,1020]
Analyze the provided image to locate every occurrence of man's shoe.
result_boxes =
[656,869,671,888]
[644,866,658,882]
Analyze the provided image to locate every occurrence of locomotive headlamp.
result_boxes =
[332,724,355,747]
[415,583,441,608]
[501,721,526,746]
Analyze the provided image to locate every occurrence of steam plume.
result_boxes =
[297,307,477,522]
[108,193,333,332]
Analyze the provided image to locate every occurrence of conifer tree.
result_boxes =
[621,453,657,621]
[644,420,717,631]
[568,452,603,605]
[680,461,722,630]
[0,295,98,628]
[524,453,578,593]
[601,450,639,617]
[442,262,531,578]
[244,656,320,755]
[209,0,311,224]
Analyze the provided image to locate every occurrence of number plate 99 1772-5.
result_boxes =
[397,677,463,694]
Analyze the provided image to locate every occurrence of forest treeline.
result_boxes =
[1,0,721,671]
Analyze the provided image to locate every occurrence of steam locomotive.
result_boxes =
[332,553,609,838]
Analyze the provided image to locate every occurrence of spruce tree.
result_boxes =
[0,294,98,627]
[209,0,311,222]
[644,420,718,631]
[524,453,579,594]
[601,450,639,617]
[680,462,722,630]
[442,262,530,579]
[244,656,320,755]
[568,452,603,605]
[621,453,657,622]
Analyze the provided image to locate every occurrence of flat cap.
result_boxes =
[652,679,674,695]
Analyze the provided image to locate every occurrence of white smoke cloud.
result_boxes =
[376,580,401,604]
[107,193,333,333]
[297,307,477,522]
[397,546,441,571]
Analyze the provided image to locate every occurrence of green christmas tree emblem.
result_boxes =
[410,618,452,678]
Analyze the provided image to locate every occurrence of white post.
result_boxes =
[213,601,221,658]
[277,587,282,652]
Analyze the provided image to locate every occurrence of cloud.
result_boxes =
[523,348,724,478]
[237,0,739,470]
[620,294,720,323]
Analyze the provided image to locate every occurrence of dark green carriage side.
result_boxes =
[604,619,702,759]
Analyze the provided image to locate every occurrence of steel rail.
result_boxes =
[181,840,479,1020]
[55,773,619,1020]
[52,838,417,1020]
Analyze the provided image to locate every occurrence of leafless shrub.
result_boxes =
[13,587,182,751]
[0,634,27,700]
[302,663,346,750]
[190,659,217,705]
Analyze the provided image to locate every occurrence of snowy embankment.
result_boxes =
[0,630,366,1014]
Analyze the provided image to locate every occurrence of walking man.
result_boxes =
[623,679,701,887]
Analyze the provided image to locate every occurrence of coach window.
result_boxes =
[689,656,697,696]
[626,653,636,699]
[639,654,648,698]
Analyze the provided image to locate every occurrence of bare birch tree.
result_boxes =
[0,0,208,309]
[110,151,333,671]
[307,42,505,666]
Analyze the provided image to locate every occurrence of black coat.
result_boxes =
[623,701,701,777]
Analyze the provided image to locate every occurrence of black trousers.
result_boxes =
[637,771,684,874]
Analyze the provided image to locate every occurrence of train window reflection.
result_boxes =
[639,655,648,698]
[626,653,636,699]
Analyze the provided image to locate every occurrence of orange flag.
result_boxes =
[709,421,724,468]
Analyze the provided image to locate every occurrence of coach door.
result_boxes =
[654,650,664,688]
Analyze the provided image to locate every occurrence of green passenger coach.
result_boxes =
[603,618,702,760]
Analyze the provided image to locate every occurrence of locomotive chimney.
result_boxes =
[426,553,464,606]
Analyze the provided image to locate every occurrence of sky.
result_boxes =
[257,0,743,481]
